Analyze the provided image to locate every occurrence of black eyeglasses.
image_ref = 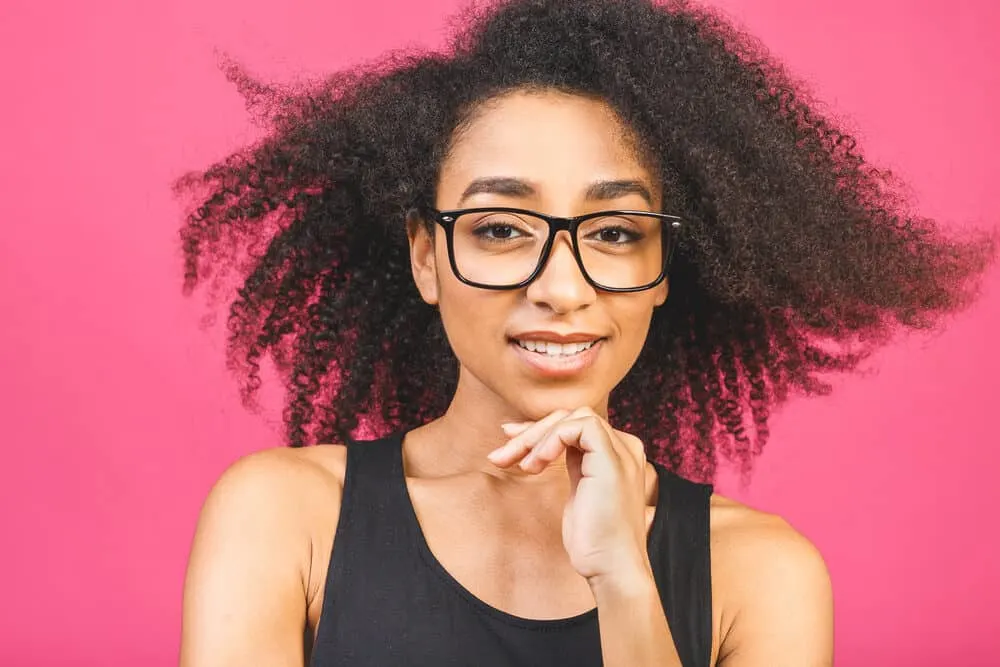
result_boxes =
[423,206,682,292]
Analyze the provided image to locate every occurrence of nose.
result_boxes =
[525,231,597,313]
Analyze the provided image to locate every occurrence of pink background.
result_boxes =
[1,0,997,665]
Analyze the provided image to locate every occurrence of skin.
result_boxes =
[180,90,834,666]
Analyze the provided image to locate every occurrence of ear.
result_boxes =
[406,208,440,306]
[653,277,669,307]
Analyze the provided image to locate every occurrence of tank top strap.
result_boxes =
[648,462,714,667]
[310,431,426,665]
[338,431,417,551]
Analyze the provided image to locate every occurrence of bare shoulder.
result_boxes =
[180,444,348,667]
[195,444,350,587]
[218,442,348,490]
[199,444,348,533]
[708,494,834,666]
[709,494,826,567]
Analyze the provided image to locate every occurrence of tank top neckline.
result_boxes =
[386,428,674,631]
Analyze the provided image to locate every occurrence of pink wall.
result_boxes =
[1,0,997,665]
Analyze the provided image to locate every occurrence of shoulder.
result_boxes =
[709,494,831,597]
[181,445,350,665]
[709,494,828,573]
[188,444,349,588]
[201,444,348,526]
[708,494,834,665]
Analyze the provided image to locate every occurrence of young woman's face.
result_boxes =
[410,89,668,420]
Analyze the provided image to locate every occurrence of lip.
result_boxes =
[508,337,605,378]
[508,330,605,344]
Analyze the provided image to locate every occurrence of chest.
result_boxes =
[307,476,607,667]
[305,452,719,667]
[407,475,601,620]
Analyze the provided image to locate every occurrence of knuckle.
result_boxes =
[623,433,645,458]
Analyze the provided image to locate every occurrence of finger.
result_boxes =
[568,411,644,472]
[612,429,647,467]
[488,409,570,466]
[564,408,626,460]
[500,422,532,437]
[521,416,618,474]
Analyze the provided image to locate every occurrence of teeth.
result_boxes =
[515,339,598,356]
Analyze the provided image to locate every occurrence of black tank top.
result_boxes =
[308,432,714,667]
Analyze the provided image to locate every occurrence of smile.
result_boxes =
[513,339,599,357]
[508,336,606,378]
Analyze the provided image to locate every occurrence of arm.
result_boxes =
[591,563,684,667]
[716,512,834,667]
[179,449,328,667]
[491,410,685,666]
[590,506,833,667]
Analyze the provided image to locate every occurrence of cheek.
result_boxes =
[429,239,507,367]
[436,276,509,355]
[610,298,658,356]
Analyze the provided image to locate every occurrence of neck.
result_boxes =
[403,365,609,481]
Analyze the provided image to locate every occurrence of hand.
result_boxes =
[487,407,653,586]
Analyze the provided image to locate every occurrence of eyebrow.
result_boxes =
[456,177,655,208]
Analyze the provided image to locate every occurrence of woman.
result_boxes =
[176,0,993,665]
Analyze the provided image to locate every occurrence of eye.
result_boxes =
[595,227,636,244]
[474,222,523,240]
[585,224,642,245]
[467,213,538,243]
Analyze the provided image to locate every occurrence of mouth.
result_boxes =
[507,335,607,377]
[511,338,601,357]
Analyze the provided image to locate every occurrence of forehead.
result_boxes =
[438,90,656,201]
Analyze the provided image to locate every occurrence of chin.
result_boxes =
[506,386,608,420]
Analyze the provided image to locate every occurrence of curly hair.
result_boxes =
[175,0,994,482]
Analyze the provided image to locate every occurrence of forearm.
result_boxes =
[591,564,684,667]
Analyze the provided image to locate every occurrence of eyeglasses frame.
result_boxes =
[422,206,683,292]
